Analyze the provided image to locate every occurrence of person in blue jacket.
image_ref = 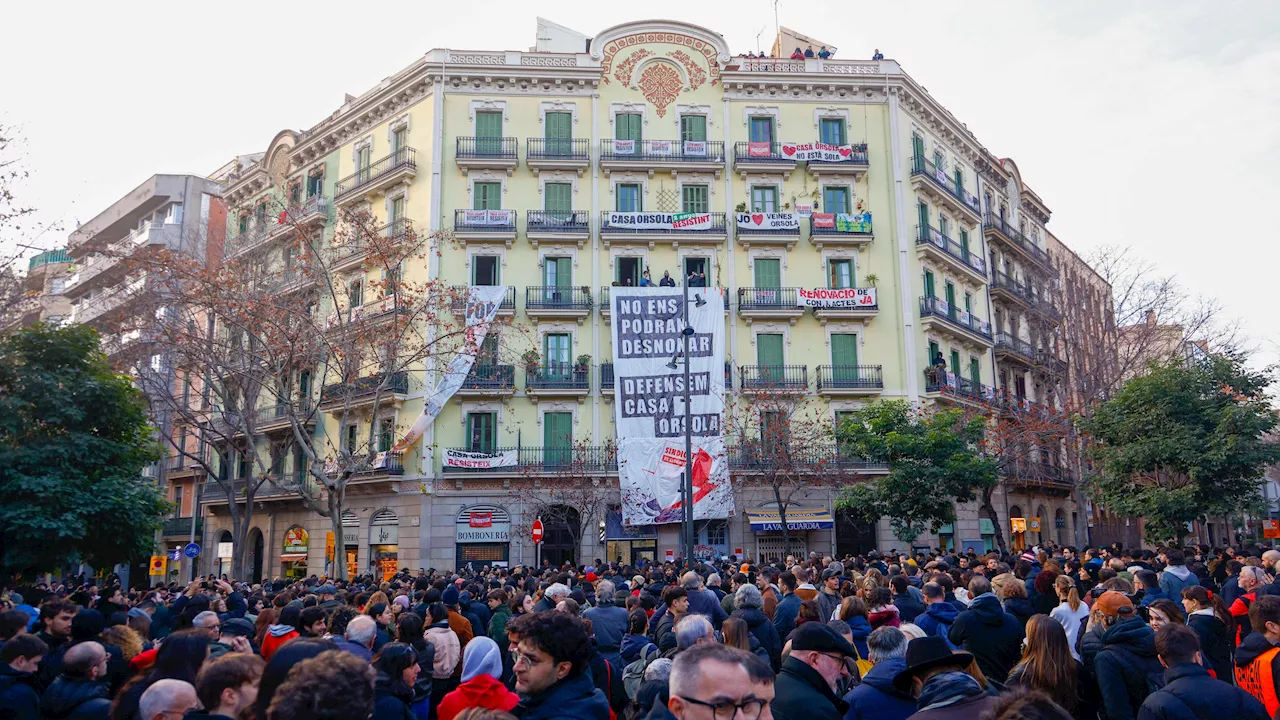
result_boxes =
[1138,622,1268,720]
[842,627,916,720]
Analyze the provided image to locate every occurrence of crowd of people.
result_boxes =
[3,543,1280,720]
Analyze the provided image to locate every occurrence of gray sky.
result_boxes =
[4,0,1278,362]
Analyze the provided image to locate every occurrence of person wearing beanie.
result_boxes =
[435,637,519,720]
[441,587,474,677]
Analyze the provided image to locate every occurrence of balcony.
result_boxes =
[807,213,873,249]
[335,148,418,206]
[1029,294,1062,323]
[329,218,413,273]
[525,363,590,401]
[318,371,410,412]
[740,365,808,394]
[262,266,318,295]
[251,400,314,432]
[69,274,149,326]
[455,137,518,174]
[923,369,994,407]
[994,333,1035,367]
[224,222,273,259]
[732,142,797,178]
[983,214,1050,269]
[256,194,330,248]
[453,209,517,246]
[441,445,617,475]
[600,363,614,395]
[915,225,986,282]
[727,443,888,474]
[735,212,801,249]
[449,285,515,317]
[919,296,994,347]
[525,285,592,322]
[201,475,299,505]
[989,271,1033,308]
[598,140,725,176]
[599,211,727,248]
[526,138,590,175]
[162,517,203,537]
[1035,350,1067,376]
[456,364,516,398]
[806,142,870,179]
[1002,460,1075,495]
[737,287,803,324]
[910,155,981,222]
[325,452,407,481]
[816,365,884,396]
[807,287,879,324]
[526,210,590,248]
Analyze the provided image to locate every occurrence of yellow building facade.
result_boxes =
[205,19,1087,578]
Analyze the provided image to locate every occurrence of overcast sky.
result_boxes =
[3,0,1277,362]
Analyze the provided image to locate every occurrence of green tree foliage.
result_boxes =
[1082,353,1280,544]
[835,400,998,545]
[0,323,167,574]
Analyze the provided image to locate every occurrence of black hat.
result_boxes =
[222,618,255,637]
[790,622,856,658]
[892,636,974,691]
[821,568,840,581]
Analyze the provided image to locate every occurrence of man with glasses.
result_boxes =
[665,643,773,720]
[772,623,855,720]
[40,641,111,720]
[508,612,609,720]
[137,679,199,720]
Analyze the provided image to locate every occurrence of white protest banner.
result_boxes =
[936,299,950,314]
[606,212,714,231]
[795,203,813,217]
[611,287,731,525]
[612,139,636,155]
[443,448,518,470]
[736,212,800,231]
[957,308,971,325]
[683,140,707,156]
[781,142,856,162]
[649,140,674,155]
[393,285,507,452]
[462,209,514,226]
[796,287,877,309]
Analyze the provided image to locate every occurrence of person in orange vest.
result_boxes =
[1236,594,1280,716]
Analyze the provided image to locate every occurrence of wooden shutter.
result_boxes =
[757,333,784,368]
[682,185,709,213]
[545,112,572,156]
[680,115,707,142]
[831,334,858,382]
[924,270,935,298]
[473,182,501,210]
[616,114,642,142]
[754,258,781,288]
[544,183,572,214]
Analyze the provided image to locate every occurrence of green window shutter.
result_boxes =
[954,168,964,193]
[680,115,707,142]
[479,334,499,364]
[820,118,846,145]
[544,333,571,364]
[616,184,641,212]
[616,114,642,142]
[390,196,405,223]
[754,258,781,288]
[750,186,778,212]
[933,150,944,171]
[960,229,970,256]
[928,341,940,362]
[831,334,858,381]
[749,117,775,143]
[917,202,929,234]
[924,270,935,298]
[544,257,572,287]
[970,357,981,387]
[950,350,961,375]
[939,216,949,238]
[357,147,371,170]
[544,183,572,214]
[682,185,709,213]
[828,260,853,289]
[945,282,956,309]
[473,182,502,210]
[545,112,572,155]
[476,111,503,138]
[392,127,408,155]
[964,293,972,314]
[756,333,784,368]
[823,187,849,213]
[378,418,394,452]
[544,412,573,448]
[911,134,925,164]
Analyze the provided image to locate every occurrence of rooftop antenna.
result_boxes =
[773,0,780,52]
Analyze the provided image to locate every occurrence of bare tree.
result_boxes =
[510,439,618,568]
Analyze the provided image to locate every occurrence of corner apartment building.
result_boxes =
[201,18,1108,579]
[63,174,226,581]
[1,249,72,331]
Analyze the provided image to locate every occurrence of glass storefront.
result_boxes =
[369,510,399,581]
[456,505,511,571]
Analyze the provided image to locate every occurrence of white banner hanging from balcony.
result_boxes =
[683,141,707,156]
[781,142,856,162]
[443,448,518,470]
[393,285,508,453]
[612,139,636,154]
[462,209,514,226]
[648,140,674,155]
[606,212,714,231]
[610,287,731,526]
[735,212,800,231]
[796,287,877,309]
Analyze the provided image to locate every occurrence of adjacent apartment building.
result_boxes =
[197,18,1116,579]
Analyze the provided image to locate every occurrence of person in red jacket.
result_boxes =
[436,636,518,720]
[260,605,301,661]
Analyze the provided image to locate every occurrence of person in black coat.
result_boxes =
[372,643,419,720]
[1093,593,1165,720]
[889,577,925,624]
[947,579,1024,685]
[1181,585,1234,683]
[0,634,46,720]
[1138,623,1268,720]
[40,642,111,720]
[771,624,853,720]
[731,585,781,672]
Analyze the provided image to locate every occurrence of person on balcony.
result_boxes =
[872,49,885,60]
[639,270,654,287]
[659,271,676,287]
[818,46,832,59]
[790,47,804,60]
[804,46,815,58]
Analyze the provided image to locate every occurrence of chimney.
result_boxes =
[1145,310,1157,327]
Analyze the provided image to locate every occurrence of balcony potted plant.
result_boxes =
[575,354,592,375]
[735,201,747,213]
[521,349,541,377]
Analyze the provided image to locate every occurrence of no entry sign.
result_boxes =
[532,518,544,544]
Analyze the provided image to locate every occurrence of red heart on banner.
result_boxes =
[838,146,852,157]
[751,214,764,225]
[782,145,796,157]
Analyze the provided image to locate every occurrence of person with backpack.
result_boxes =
[1235,594,1280,716]
[1139,623,1268,720]
[1093,591,1165,720]
[914,583,958,648]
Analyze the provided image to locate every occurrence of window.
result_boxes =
[938,215,949,239]
[390,196,406,224]
[964,292,972,314]
[544,112,572,156]
[960,230,971,260]
[472,256,499,286]
[307,174,323,198]
[924,270,935,298]
[392,127,408,156]
[544,412,573,465]
[473,182,502,210]
[932,149,944,172]
[831,333,858,367]
[478,334,499,365]
[356,146,372,177]
[911,134,925,164]
[544,334,572,376]
[173,485,183,518]
[476,111,503,155]
[467,413,496,453]
[349,280,363,308]
[382,264,399,297]
[289,184,301,206]
[255,204,267,226]
[543,183,572,218]
[616,257,641,286]
[378,417,395,452]
[819,118,846,146]
[756,333,784,372]
[928,341,940,365]
[299,371,311,400]
[823,187,850,214]
[944,282,956,310]
[760,410,787,451]
[954,167,964,194]
[681,185,709,213]
[680,115,707,142]
[917,201,930,235]
[615,114,642,142]
[684,257,707,283]
[748,116,775,144]
[950,350,961,376]
[616,184,642,212]
[828,259,853,289]
[753,258,781,289]
[750,186,778,212]
[544,257,571,287]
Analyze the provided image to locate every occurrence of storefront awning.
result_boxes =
[747,507,833,532]
[280,553,308,561]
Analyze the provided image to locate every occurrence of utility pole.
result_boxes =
[682,284,695,567]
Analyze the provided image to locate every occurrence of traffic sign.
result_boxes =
[167,548,182,561]
[149,556,167,576]
[183,543,201,559]
[1264,519,1280,539]
[532,518,544,545]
